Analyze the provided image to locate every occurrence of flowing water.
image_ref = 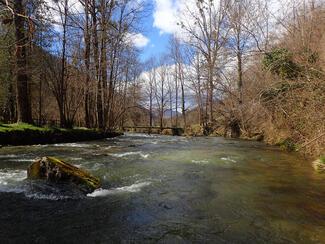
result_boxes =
[0,133,324,243]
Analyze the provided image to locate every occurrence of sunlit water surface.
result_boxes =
[0,133,324,243]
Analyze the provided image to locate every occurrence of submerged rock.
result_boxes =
[311,159,325,173]
[27,156,101,193]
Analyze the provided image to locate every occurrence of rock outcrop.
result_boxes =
[27,156,101,193]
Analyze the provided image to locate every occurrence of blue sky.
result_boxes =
[139,10,171,61]
[45,0,176,62]
[135,0,184,62]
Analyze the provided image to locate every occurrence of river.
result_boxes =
[0,133,324,243]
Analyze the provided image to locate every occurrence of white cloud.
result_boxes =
[153,0,181,34]
[44,0,84,30]
[152,0,315,37]
[126,33,150,48]
[152,0,209,40]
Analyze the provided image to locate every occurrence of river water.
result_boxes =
[0,133,324,243]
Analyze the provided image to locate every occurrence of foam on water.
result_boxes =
[53,143,94,148]
[87,181,151,197]
[0,169,84,200]
[9,159,35,163]
[109,151,149,159]
[69,157,83,161]
[0,154,20,159]
[24,192,79,201]
[124,133,155,138]
[221,157,237,163]
[191,160,209,165]
[0,169,27,186]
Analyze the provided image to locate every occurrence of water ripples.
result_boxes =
[109,151,149,159]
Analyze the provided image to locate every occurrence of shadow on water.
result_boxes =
[0,133,324,243]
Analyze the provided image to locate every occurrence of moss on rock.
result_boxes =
[27,157,101,193]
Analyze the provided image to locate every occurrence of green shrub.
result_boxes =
[320,155,325,164]
[263,48,300,79]
[278,138,297,152]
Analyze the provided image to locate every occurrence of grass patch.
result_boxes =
[0,123,51,132]
[0,123,121,146]
[320,155,325,163]
[0,123,98,133]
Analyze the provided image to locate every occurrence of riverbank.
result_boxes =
[0,123,122,146]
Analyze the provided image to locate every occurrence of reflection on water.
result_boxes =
[0,133,324,243]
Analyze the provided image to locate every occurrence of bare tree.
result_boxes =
[180,0,230,123]
[154,58,169,131]
[0,0,33,123]
[144,58,157,131]
[169,36,187,128]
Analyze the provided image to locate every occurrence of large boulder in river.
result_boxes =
[27,156,101,193]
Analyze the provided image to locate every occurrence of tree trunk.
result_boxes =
[179,63,186,128]
[237,32,243,104]
[121,66,129,128]
[100,0,108,128]
[38,73,43,125]
[91,1,102,129]
[84,0,91,128]
[174,64,178,127]
[59,0,68,128]
[208,67,213,122]
[149,86,153,134]
[14,0,32,123]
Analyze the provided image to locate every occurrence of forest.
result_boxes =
[0,1,325,242]
[0,0,324,157]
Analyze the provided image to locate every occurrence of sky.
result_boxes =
[138,0,182,61]
[138,11,170,62]
[45,0,176,61]
[135,0,274,61]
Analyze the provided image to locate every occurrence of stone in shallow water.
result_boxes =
[27,156,101,193]
[312,159,325,173]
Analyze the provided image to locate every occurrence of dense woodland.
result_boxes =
[0,0,324,156]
